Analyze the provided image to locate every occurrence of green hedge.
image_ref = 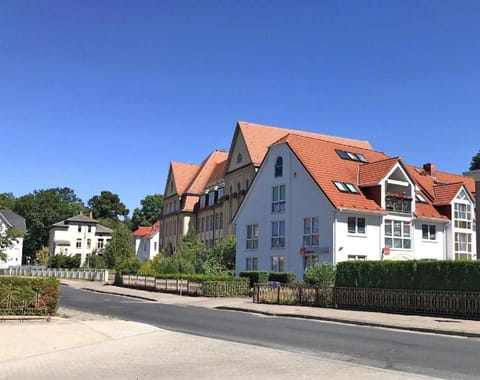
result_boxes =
[268,272,296,284]
[0,277,60,315]
[239,271,269,287]
[335,260,480,291]
[138,273,244,282]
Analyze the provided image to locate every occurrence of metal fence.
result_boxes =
[120,275,249,297]
[0,288,47,316]
[253,284,480,317]
[0,267,110,283]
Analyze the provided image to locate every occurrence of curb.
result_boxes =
[216,306,480,339]
[80,288,158,302]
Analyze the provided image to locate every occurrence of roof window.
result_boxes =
[333,181,360,194]
[335,149,368,163]
[415,194,428,203]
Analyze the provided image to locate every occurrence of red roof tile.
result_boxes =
[171,162,200,195]
[433,182,464,206]
[133,221,160,239]
[238,121,372,167]
[187,150,228,194]
[358,158,399,186]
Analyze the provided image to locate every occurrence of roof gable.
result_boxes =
[133,221,160,239]
[170,162,201,195]
[358,158,399,186]
[187,150,228,194]
[0,210,26,231]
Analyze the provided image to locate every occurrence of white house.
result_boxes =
[0,210,26,268]
[48,214,113,266]
[234,133,476,279]
[133,221,160,261]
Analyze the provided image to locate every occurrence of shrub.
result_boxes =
[0,277,60,315]
[304,262,335,288]
[268,272,296,284]
[239,271,269,288]
[48,254,80,269]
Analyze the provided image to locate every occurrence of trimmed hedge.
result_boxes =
[152,273,245,282]
[239,271,269,288]
[335,260,480,291]
[239,271,296,288]
[0,276,60,315]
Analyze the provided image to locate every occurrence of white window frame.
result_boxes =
[421,224,436,241]
[271,256,285,272]
[271,220,286,248]
[347,216,366,235]
[455,232,472,260]
[303,217,320,247]
[246,257,258,271]
[272,185,286,213]
[454,202,472,229]
[246,224,259,250]
[384,219,411,250]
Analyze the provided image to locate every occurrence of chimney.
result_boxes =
[423,163,436,177]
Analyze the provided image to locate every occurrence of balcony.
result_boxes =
[385,194,412,214]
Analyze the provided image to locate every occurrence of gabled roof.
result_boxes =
[234,121,372,168]
[170,162,201,195]
[358,158,400,186]
[280,134,389,213]
[433,182,465,206]
[0,210,26,231]
[95,224,113,234]
[186,150,228,194]
[51,214,98,227]
[133,221,160,239]
[414,202,448,221]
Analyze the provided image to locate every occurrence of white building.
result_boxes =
[133,221,160,261]
[234,134,476,279]
[0,210,26,268]
[48,214,113,266]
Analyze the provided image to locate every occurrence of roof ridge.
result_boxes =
[279,132,379,153]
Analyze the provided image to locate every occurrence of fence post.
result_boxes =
[277,284,281,304]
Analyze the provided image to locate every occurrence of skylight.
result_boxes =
[415,194,428,203]
[335,149,369,163]
[333,181,360,194]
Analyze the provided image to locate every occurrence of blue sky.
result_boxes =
[1,1,479,214]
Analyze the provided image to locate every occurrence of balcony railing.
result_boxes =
[385,195,412,214]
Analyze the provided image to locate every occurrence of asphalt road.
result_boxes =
[60,285,480,379]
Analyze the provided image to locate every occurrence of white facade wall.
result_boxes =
[134,233,160,262]
[412,220,446,260]
[0,221,23,268]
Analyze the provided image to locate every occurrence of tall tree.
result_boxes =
[0,193,16,210]
[470,150,480,170]
[104,222,137,272]
[131,194,163,230]
[88,191,129,221]
[14,187,85,262]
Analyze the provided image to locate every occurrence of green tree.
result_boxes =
[470,150,480,170]
[0,227,26,262]
[131,194,163,230]
[304,262,336,289]
[88,191,129,221]
[35,246,50,266]
[14,187,86,263]
[0,193,16,210]
[104,223,136,272]
[175,230,208,273]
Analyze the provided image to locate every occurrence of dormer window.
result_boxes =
[275,156,283,177]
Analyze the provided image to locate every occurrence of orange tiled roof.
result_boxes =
[171,162,200,195]
[414,202,448,220]
[433,182,464,206]
[281,134,389,213]
[187,150,228,194]
[358,158,399,186]
[183,195,199,213]
[238,121,372,167]
[133,221,160,239]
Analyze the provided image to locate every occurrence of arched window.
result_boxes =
[275,156,283,177]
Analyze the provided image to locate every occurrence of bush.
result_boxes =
[268,272,296,284]
[48,254,81,269]
[304,262,335,288]
[335,260,480,291]
[239,271,269,287]
[0,277,60,315]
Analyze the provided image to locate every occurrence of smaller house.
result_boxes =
[0,210,26,268]
[48,213,113,266]
[133,221,160,261]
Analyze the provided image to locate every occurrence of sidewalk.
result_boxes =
[61,279,480,338]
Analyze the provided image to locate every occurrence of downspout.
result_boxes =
[333,209,341,264]
[443,221,451,260]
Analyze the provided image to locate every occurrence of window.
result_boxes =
[200,195,206,209]
[333,181,359,194]
[78,225,81,233]
[303,255,319,269]
[87,239,91,249]
[88,225,92,233]
[454,203,472,229]
[237,153,243,164]
[455,232,472,260]
[272,185,286,213]
[208,191,215,206]
[275,156,283,177]
[348,254,367,261]
[415,194,428,203]
[98,239,104,249]
[154,242,157,252]
[217,187,224,200]
[303,217,320,247]
[335,149,369,163]
[201,217,205,232]
[271,221,286,248]
[76,239,82,249]
[384,220,411,249]
[206,216,210,231]
[246,224,259,249]
[271,256,285,272]
[348,217,366,234]
[246,257,258,271]
[144,243,147,251]
[422,224,436,240]
[210,215,214,231]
